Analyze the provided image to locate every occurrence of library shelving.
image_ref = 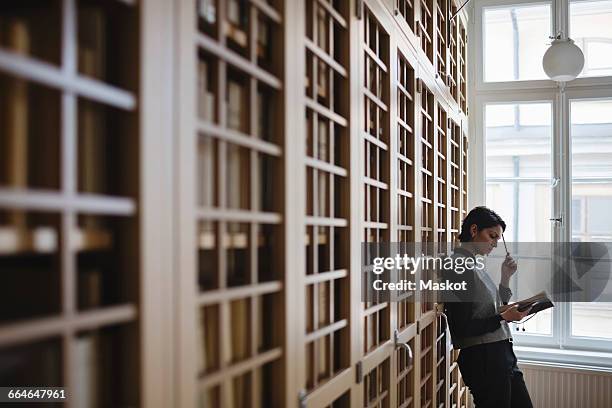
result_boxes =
[0,1,140,407]
[1,0,471,407]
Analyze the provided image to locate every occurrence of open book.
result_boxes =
[500,291,554,316]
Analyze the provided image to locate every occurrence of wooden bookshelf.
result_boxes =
[0,1,62,66]
[419,0,435,64]
[190,0,285,406]
[362,6,390,356]
[436,0,448,80]
[397,53,416,245]
[436,307,450,407]
[420,321,435,408]
[303,0,352,401]
[0,0,140,407]
[458,20,467,114]
[448,1,459,104]
[364,358,390,407]
[396,0,416,35]
[164,0,473,406]
[461,130,468,217]
[449,120,462,243]
[396,50,417,349]
[420,82,435,314]
[437,104,448,245]
[0,0,473,406]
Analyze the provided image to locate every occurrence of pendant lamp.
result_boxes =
[542,35,585,82]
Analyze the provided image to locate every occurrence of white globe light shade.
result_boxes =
[542,38,585,82]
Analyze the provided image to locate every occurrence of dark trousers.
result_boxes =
[457,339,533,408]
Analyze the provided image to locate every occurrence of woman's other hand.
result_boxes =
[500,304,531,322]
[501,254,517,287]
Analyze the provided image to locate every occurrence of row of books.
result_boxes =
[198,0,272,59]
[198,58,272,136]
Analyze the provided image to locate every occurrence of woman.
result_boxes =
[444,206,534,408]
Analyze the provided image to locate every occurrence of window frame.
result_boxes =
[471,0,612,366]
[474,0,612,92]
[481,0,554,84]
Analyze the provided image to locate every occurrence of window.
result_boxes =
[477,0,612,363]
[569,100,612,344]
[570,0,612,77]
[485,102,553,336]
[483,4,552,82]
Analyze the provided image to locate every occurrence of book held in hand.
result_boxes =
[500,291,554,316]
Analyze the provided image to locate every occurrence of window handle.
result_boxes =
[549,217,563,224]
[551,177,560,188]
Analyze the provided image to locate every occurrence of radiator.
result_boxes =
[519,362,612,408]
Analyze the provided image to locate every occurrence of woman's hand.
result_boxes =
[500,254,517,287]
[500,304,531,322]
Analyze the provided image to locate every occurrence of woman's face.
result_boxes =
[470,224,503,255]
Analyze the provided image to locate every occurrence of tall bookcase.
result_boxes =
[0,0,140,407]
[177,0,286,407]
[1,0,470,407]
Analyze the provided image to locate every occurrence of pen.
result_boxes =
[502,233,509,256]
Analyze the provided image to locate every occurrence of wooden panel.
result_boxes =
[435,0,448,80]
[302,0,352,404]
[194,1,285,407]
[396,51,417,333]
[436,103,448,245]
[364,357,390,407]
[396,0,416,35]
[418,0,434,64]
[419,321,435,408]
[362,6,391,357]
[449,120,461,242]
[458,19,467,114]
[435,310,450,407]
[0,1,140,408]
[448,1,459,103]
[396,337,416,407]
[419,83,435,314]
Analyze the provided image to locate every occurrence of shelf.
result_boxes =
[0,50,136,111]
[0,226,115,254]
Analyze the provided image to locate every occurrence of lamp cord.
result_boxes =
[450,0,471,21]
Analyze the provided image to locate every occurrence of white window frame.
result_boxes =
[470,0,612,368]
[478,0,555,88]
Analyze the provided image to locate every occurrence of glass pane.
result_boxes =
[74,324,138,407]
[570,99,612,340]
[570,0,612,78]
[77,0,138,90]
[571,304,612,338]
[0,1,62,66]
[571,199,581,233]
[486,103,552,182]
[76,214,137,310]
[486,102,553,335]
[0,210,61,323]
[485,182,552,242]
[483,4,551,82]
[77,98,136,197]
[587,197,612,233]
[571,99,612,241]
[0,73,61,190]
[519,307,552,335]
[0,338,63,391]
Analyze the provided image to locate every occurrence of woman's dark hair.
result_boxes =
[458,206,506,242]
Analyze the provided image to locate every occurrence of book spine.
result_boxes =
[4,19,30,231]
[73,334,100,408]
[78,7,106,229]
